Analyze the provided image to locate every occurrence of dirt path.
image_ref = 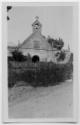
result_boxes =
[9,81,73,118]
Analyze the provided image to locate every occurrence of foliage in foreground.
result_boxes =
[8,61,73,88]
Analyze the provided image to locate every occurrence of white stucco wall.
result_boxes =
[19,31,56,62]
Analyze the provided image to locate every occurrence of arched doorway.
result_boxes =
[32,55,40,63]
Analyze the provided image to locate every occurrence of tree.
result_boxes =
[48,37,64,50]
[47,36,55,47]
[57,51,66,61]
[11,49,26,62]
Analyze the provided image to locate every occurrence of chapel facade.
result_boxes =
[19,16,58,62]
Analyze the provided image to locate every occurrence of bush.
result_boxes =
[8,62,73,88]
[8,56,14,61]
[11,49,27,62]
[69,53,73,63]
[57,51,66,61]
[48,37,64,50]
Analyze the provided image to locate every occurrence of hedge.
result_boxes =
[8,61,73,88]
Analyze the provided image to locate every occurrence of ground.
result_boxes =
[8,80,73,118]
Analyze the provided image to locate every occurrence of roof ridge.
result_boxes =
[19,32,35,48]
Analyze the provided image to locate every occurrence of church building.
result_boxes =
[18,16,58,62]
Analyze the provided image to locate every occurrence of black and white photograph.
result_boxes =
[2,2,78,123]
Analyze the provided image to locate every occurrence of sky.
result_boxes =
[7,6,73,50]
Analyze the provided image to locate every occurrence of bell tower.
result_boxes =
[32,16,42,33]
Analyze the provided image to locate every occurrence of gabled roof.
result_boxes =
[19,31,55,51]
[19,32,35,48]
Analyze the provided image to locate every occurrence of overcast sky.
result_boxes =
[8,6,73,50]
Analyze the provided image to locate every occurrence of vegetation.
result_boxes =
[57,51,66,61]
[8,50,33,62]
[11,49,27,62]
[8,61,73,88]
[48,37,64,50]
[8,37,73,88]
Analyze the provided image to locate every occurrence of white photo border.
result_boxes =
[2,2,79,123]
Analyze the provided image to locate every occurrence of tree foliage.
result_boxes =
[48,37,64,50]
[8,62,73,88]
[11,49,27,62]
[57,51,66,61]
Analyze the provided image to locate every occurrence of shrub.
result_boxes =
[8,56,14,61]
[8,61,73,88]
[57,51,66,61]
[11,49,27,62]
[48,37,64,50]
[69,53,73,63]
